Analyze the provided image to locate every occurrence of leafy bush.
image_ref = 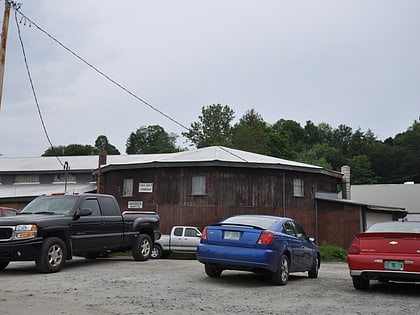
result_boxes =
[319,243,347,262]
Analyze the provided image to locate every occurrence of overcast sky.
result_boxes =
[0,1,419,157]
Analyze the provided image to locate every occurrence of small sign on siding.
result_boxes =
[139,182,153,193]
[128,201,143,209]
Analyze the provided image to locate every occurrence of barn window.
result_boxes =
[293,178,304,197]
[192,176,206,195]
[122,178,134,197]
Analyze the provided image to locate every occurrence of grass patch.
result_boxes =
[319,243,347,262]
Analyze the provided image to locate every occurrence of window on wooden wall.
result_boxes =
[293,178,304,197]
[122,178,134,197]
[192,176,206,195]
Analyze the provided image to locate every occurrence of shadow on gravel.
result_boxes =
[198,270,314,287]
[361,281,420,297]
[1,256,139,275]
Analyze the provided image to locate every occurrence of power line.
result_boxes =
[13,5,64,167]
[12,3,191,132]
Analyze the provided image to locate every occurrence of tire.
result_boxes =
[35,237,67,273]
[204,263,223,277]
[151,245,162,259]
[352,276,370,290]
[271,255,289,285]
[308,256,319,278]
[0,261,9,271]
[132,234,152,261]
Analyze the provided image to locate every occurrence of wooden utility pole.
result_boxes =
[0,0,11,110]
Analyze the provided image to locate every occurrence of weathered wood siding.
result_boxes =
[103,166,340,235]
[316,200,362,248]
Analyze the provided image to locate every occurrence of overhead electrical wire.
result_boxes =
[13,5,64,167]
[10,2,191,132]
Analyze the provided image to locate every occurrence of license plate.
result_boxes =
[224,231,241,240]
[384,260,404,271]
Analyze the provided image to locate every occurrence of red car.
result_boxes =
[347,221,420,290]
[0,207,18,217]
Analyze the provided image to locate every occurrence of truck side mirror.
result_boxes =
[74,208,92,219]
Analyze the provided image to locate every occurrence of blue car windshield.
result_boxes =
[21,197,77,215]
[222,216,278,230]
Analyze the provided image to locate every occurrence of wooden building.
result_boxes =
[97,146,406,248]
[0,146,407,248]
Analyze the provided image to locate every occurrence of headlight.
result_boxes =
[14,225,38,240]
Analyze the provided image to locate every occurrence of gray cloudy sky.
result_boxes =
[0,1,419,157]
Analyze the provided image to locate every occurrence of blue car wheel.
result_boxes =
[205,263,223,277]
[271,255,289,285]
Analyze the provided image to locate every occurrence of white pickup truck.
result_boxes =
[151,226,202,259]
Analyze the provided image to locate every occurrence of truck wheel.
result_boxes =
[132,234,152,261]
[151,245,162,259]
[35,237,67,273]
[0,262,9,271]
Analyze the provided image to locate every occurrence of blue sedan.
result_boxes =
[197,215,320,285]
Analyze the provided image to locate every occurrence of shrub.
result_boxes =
[319,243,347,262]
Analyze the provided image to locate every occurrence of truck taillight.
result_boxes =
[348,237,361,254]
[257,231,274,245]
[201,227,208,240]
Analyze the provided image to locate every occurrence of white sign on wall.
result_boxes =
[128,201,143,209]
[139,182,153,193]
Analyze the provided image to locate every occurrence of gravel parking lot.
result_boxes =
[1,256,419,315]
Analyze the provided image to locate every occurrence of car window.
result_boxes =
[81,199,101,216]
[174,228,183,237]
[292,221,308,240]
[368,221,420,233]
[5,209,16,216]
[283,221,296,236]
[185,228,199,237]
[222,216,278,229]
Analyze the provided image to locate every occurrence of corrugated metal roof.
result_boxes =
[0,183,97,199]
[315,192,407,217]
[0,146,330,173]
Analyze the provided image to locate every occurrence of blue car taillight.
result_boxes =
[257,231,274,245]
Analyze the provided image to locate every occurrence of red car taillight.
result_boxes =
[258,231,274,245]
[348,237,361,254]
[201,227,208,240]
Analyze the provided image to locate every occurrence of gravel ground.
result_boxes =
[1,257,419,315]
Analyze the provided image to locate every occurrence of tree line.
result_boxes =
[42,104,420,185]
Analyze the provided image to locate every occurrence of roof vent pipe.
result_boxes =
[341,165,351,200]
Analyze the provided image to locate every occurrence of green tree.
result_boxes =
[94,135,120,155]
[331,124,353,156]
[182,104,234,148]
[297,143,345,170]
[42,145,66,156]
[231,109,271,155]
[347,155,378,184]
[271,119,305,153]
[391,118,420,182]
[303,120,322,148]
[42,144,96,156]
[126,125,178,154]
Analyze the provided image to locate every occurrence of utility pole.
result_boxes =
[0,0,11,110]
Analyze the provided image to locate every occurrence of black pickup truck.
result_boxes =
[0,193,160,273]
